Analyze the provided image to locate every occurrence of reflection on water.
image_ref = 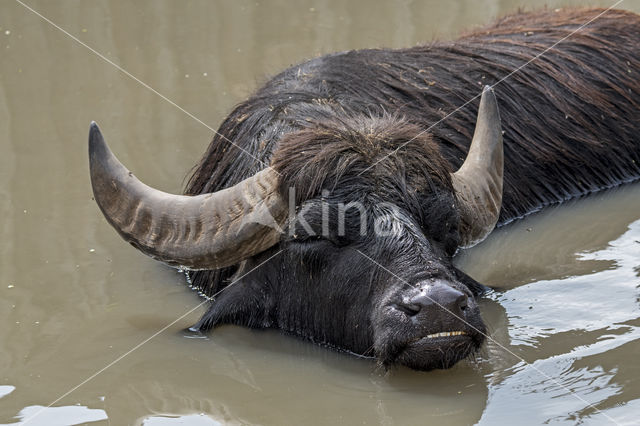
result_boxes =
[142,414,221,426]
[494,221,640,346]
[1,0,640,425]
[0,386,15,400]
[462,208,640,424]
[1,405,107,426]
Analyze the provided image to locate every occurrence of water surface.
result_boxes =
[1,0,639,424]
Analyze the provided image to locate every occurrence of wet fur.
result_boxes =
[184,8,640,297]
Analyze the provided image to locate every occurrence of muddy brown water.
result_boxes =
[1,1,639,425]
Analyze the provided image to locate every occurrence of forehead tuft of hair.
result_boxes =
[271,114,454,205]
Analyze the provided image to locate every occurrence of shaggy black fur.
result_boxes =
[186,7,640,297]
[180,8,640,369]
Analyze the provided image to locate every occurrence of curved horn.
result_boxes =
[89,122,287,270]
[451,86,504,248]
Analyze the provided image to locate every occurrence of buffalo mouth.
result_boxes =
[381,329,484,371]
[418,330,468,339]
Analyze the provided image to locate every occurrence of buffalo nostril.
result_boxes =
[395,302,421,316]
[458,295,468,311]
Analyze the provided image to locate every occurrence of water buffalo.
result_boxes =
[89,8,640,371]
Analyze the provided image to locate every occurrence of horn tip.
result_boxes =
[88,121,107,159]
[481,85,497,102]
[89,121,101,139]
[479,85,500,122]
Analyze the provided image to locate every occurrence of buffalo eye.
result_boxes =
[286,233,348,248]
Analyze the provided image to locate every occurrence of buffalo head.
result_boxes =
[89,86,503,371]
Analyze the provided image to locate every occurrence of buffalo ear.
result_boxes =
[452,267,490,296]
[191,280,275,332]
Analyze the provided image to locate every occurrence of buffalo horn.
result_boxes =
[89,122,287,270]
[451,86,504,248]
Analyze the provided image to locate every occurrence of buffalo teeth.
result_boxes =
[425,331,467,338]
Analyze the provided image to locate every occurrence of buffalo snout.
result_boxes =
[396,281,469,319]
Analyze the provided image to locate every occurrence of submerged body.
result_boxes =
[90,8,640,370]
